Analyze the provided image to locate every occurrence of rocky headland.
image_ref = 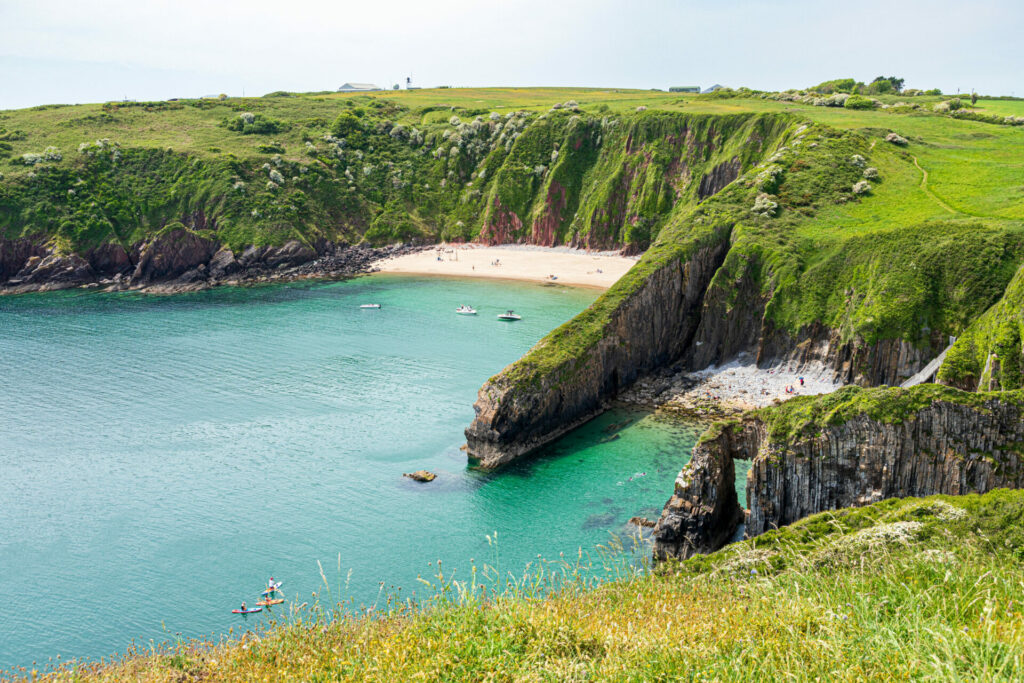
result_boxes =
[651,385,1024,560]
[0,232,423,295]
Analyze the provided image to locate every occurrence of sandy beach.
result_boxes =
[372,244,637,289]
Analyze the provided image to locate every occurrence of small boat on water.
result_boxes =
[497,310,522,321]
[232,607,263,614]
[261,581,283,596]
[455,305,477,315]
[360,303,381,309]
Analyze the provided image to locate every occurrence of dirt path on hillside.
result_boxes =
[913,156,961,214]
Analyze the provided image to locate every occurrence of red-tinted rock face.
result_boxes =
[480,198,524,245]
[130,228,220,286]
[531,182,567,247]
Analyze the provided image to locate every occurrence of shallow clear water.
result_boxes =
[0,275,707,669]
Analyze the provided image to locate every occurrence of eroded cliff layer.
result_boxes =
[652,385,1024,560]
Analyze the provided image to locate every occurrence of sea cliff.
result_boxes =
[652,385,1024,560]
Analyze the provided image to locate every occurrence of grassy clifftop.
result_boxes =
[26,489,1024,681]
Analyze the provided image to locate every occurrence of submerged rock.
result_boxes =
[403,470,437,483]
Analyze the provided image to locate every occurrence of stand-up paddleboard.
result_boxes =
[261,581,283,596]
[256,598,284,606]
[232,607,263,614]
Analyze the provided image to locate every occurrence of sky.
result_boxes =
[0,0,1020,109]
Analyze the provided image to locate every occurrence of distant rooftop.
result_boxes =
[701,84,725,94]
[338,83,381,92]
[669,86,700,93]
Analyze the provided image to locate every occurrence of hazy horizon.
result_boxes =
[1,0,1021,110]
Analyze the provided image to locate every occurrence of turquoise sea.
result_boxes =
[0,275,718,670]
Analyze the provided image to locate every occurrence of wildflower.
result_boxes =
[752,193,779,217]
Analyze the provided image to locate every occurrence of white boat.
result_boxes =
[360,303,381,309]
[455,306,477,315]
[497,310,522,321]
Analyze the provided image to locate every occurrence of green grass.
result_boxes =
[750,383,1024,442]
[21,489,1024,681]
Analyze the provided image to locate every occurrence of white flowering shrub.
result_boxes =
[533,165,547,176]
[551,149,559,163]
[271,154,283,167]
[20,153,44,165]
[852,180,871,195]
[755,165,784,193]
[850,154,866,168]
[233,180,246,191]
[305,141,317,154]
[863,167,880,180]
[389,124,407,139]
[362,164,373,176]
[265,181,278,191]
[752,193,778,217]
[448,115,461,126]
[636,105,648,112]
[78,139,114,156]
[825,93,849,107]
[268,169,285,184]
[489,112,501,121]
[239,112,256,125]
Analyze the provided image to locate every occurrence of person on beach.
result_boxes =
[799,377,805,386]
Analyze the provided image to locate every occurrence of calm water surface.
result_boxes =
[0,275,711,669]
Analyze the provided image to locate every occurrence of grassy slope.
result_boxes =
[27,489,1024,681]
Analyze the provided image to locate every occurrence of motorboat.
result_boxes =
[455,305,477,315]
[359,303,381,309]
[497,310,522,321]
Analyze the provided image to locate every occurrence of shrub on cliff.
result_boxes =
[224,113,287,135]
[844,94,876,110]
[752,192,778,217]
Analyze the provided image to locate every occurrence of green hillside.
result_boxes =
[26,489,1024,681]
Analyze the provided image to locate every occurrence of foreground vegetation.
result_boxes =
[15,489,1023,681]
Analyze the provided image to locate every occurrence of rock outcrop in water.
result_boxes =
[0,234,421,294]
[651,386,1024,560]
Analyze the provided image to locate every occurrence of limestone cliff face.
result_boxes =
[652,391,1024,560]
[465,234,730,468]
